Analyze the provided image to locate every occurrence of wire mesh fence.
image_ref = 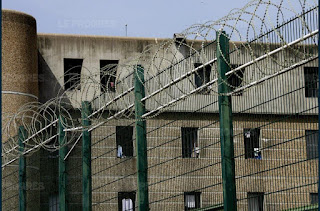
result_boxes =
[1,0,319,211]
[228,6,318,210]
[88,2,319,210]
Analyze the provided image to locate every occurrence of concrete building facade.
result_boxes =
[2,9,318,211]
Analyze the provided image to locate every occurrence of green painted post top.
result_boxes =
[135,64,144,81]
[81,101,92,126]
[216,30,231,94]
[134,65,146,119]
[18,126,27,149]
[58,116,66,145]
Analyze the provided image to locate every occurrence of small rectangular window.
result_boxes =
[304,67,318,98]
[100,60,118,92]
[228,64,245,95]
[248,192,264,211]
[306,130,318,160]
[118,192,135,211]
[174,33,187,45]
[244,128,261,159]
[194,63,211,94]
[49,194,59,211]
[181,127,199,158]
[116,126,134,158]
[310,193,318,204]
[184,192,201,211]
[64,58,83,90]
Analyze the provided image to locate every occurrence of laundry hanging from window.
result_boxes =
[122,198,133,211]
[182,127,199,158]
[116,126,134,158]
[117,145,123,158]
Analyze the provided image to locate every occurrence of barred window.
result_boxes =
[64,58,83,90]
[306,130,318,160]
[248,192,264,211]
[116,126,134,158]
[101,60,118,92]
[184,192,201,211]
[244,128,261,159]
[118,192,135,211]
[310,193,318,205]
[194,63,211,94]
[304,67,318,98]
[181,127,199,158]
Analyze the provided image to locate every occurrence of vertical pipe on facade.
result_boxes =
[82,101,92,211]
[18,126,27,211]
[59,115,67,211]
[216,31,237,211]
[135,65,150,211]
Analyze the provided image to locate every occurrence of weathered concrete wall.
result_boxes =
[36,34,206,110]
[37,34,318,116]
[1,6,317,211]
[90,113,317,211]
[37,34,189,101]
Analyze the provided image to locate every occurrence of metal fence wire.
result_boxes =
[1,1,319,211]
[89,4,319,211]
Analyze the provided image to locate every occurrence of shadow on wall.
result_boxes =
[38,51,71,105]
[174,33,189,58]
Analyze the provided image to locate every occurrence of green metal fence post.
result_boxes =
[59,115,67,211]
[82,101,92,211]
[18,126,27,211]
[216,30,237,211]
[134,65,150,211]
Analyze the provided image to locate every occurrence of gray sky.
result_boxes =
[4,0,254,38]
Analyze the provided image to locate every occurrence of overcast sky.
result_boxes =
[3,0,262,38]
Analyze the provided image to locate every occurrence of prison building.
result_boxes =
[2,9,319,211]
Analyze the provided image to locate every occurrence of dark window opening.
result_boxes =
[184,192,201,211]
[228,64,245,96]
[194,63,211,94]
[118,192,135,211]
[306,130,318,160]
[248,192,264,211]
[304,67,319,98]
[182,127,199,158]
[244,128,261,159]
[310,193,318,205]
[101,60,118,92]
[116,126,134,158]
[64,58,83,90]
[174,33,187,45]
